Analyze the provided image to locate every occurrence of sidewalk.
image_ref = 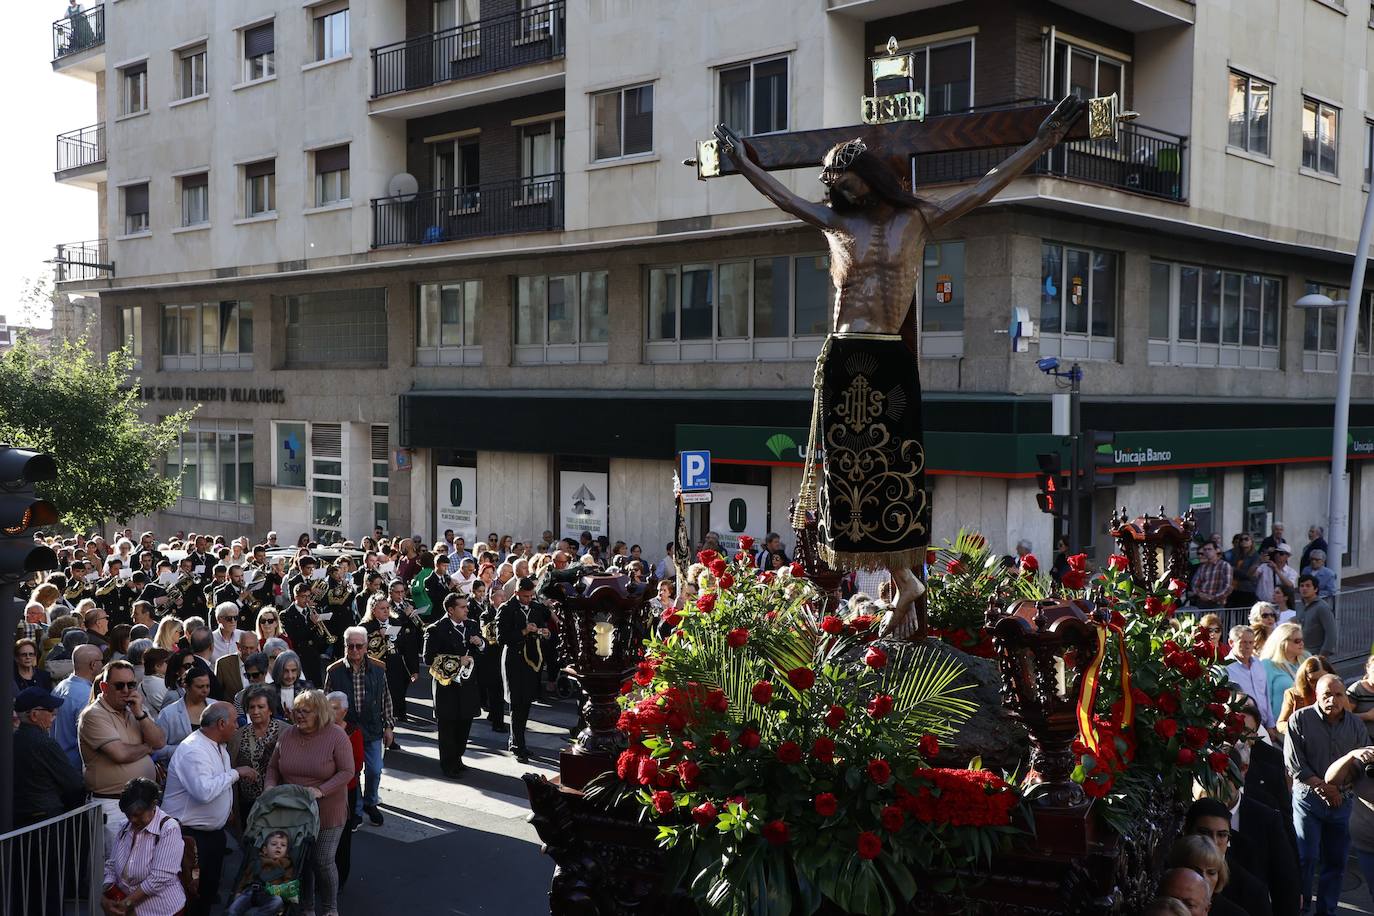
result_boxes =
[1343,860,1374,912]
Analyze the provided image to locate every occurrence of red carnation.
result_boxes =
[824,704,847,728]
[776,740,803,765]
[1208,751,1230,774]
[811,736,835,764]
[856,831,882,860]
[1144,596,1165,616]
[696,593,716,613]
[821,615,845,635]
[866,758,892,785]
[918,734,940,758]
[1107,554,1129,572]
[634,662,656,686]
[762,819,789,847]
[945,559,966,576]
[880,804,905,832]
[1183,726,1208,749]
[787,667,817,691]
[738,535,755,551]
[652,790,675,815]
[750,681,773,705]
[619,681,634,696]
[718,573,734,589]
[867,694,895,719]
[709,732,731,753]
[1154,718,1178,740]
[1021,553,1040,573]
[739,728,761,751]
[636,756,659,786]
[705,689,729,714]
[727,627,750,649]
[691,801,718,827]
[789,562,806,577]
[1176,747,1196,766]
[1168,577,1188,595]
[814,793,838,817]
[864,646,889,669]
[616,749,639,781]
[708,558,728,577]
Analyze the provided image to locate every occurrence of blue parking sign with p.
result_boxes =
[680,450,711,491]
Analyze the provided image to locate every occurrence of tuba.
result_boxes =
[309,577,330,602]
[165,572,194,607]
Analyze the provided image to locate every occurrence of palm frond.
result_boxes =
[882,643,979,745]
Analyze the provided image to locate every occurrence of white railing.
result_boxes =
[0,802,105,916]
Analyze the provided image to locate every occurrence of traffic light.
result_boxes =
[0,446,59,579]
[1083,431,1115,488]
[1035,452,1067,517]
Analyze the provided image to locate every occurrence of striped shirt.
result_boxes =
[103,809,187,916]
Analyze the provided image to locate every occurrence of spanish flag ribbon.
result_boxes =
[1076,622,1133,756]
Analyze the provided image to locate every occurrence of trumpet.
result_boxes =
[306,606,338,645]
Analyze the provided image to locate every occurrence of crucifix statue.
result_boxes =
[694,41,1118,641]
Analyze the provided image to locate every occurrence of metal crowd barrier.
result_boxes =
[1175,586,1374,666]
[0,802,104,916]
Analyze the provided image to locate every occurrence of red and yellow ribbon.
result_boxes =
[1075,623,1133,756]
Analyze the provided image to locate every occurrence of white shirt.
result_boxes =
[211,629,238,663]
[1225,656,1273,728]
[161,728,238,830]
[851,568,892,599]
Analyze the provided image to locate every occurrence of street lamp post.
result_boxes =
[1294,185,1374,591]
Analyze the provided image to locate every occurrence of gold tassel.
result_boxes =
[792,338,830,529]
[816,544,927,572]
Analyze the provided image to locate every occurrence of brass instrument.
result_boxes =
[429,653,474,686]
[94,575,122,598]
[165,572,196,607]
[366,627,391,661]
[309,577,329,601]
[63,580,88,602]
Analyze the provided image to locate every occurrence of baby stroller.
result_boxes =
[229,785,320,915]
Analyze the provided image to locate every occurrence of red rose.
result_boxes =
[1131,687,1152,709]
[1144,596,1164,616]
[728,794,750,812]
[787,667,817,691]
[760,571,775,584]
[866,758,892,784]
[708,558,728,577]
[880,804,905,832]
[750,680,773,706]
[1107,554,1129,572]
[709,732,731,753]
[652,790,675,815]
[1168,577,1188,595]
[824,704,847,728]
[918,734,940,758]
[1156,692,1180,714]
[925,548,938,567]
[1067,553,1087,572]
[1208,751,1230,774]
[696,593,716,613]
[1213,687,1231,702]
[705,689,729,714]
[1062,570,1088,590]
[811,736,835,764]
[867,694,895,719]
[637,756,659,786]
[1183,726,1208,749]
[619,681,634,696]
[678,760,701,789]
[856,831,882,860]
[821,615,845,635]
[739,535,755,551]
[1181,656,1203,679]
[718,573,734,589]
[634,662,656,686]
[662,611,682,627]
[727,627,750,649]
[696,550,718,565]
[850,614,875,631]
[691,801,718,827]
[864,646,889,669]
[776,740,803,765]
[739,728,761,750]
[762,818,789,846]
[1154,718,1178,740]
[1176,747,1196,766]
[789,562,806,577]
[1206,703,1227,720]
[814,793,838,817]
[945,559,966,576]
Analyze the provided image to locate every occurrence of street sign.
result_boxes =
[679,450,711,492]
[681,491,713,505]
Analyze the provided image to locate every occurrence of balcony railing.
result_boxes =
[371,173,563,247]
[371,0,566,98]
[53,239,113,282]
[53,5,104,61]
[912,99,1187,203]
[56,122,105,174]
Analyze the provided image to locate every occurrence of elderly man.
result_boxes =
[325,625,392,826]
[1260,522,1286,553]
[51,644,103,770]
[162,702,256,916]
[1157,868,1212,916]
[1225,625,1277,736]
[215,628,260,701]
[17,599,48,643]
[1301,526,1329,575]
[1303,550,1337,600]
[210,602,241,663]
[12,687,86,828]
[1285,674,1365,916]
[78,660,166,849]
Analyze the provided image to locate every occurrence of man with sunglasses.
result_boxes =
[215,628,260,701]
[78,660,167,848]
[325,626,393,826]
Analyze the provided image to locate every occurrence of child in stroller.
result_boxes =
[228,830,296,915]
[231,785,320,915]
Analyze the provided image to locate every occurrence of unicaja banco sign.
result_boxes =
[1111,446,1174,467]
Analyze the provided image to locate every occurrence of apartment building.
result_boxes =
[47,0,1374,570]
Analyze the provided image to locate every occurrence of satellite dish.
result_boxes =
[388,173,419,201]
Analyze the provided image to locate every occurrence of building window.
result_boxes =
[719,56,788,137]
[1048,39,1124,104]
[902,38,972,116]
[284,288,387,367]
[519,120,564,200]
[244,159,275,216]
[180,173,209,226]
[273,422,307,488]
[592,84,654,160]
[921,241,965,358]
[159,301,253,371]
[517,0,558,42]
[513,271,608,364]
[242,21,275,81]
[164,421,255,517]
[433,138,480,211]
[1227,71,1271,157]
[314,145,350,206]
[309,423,344,544]
[179,44,207,100]
[416,279,481,366]
[117,305,143,367]
[122,183,149,235]
[1302,97,1340,176]
[646,254,832,362]
[1148,261,1282,368]
[371,425,389,535]
[1297,282,1374,373]
[1039,242,1118,361]
[314,5,349,61]
[120,62,148,116]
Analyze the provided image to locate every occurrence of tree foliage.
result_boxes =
[0,334,193,531]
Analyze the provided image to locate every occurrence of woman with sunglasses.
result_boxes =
[1260,621,1309,726]
[256,609,290,650]
[13,638,52,692]
[1248,601,1280,653]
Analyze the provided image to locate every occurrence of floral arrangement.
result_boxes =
[596,539,1026,916]
[925,530,1019,658]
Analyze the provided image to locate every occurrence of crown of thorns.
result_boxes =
[826,139,867,171]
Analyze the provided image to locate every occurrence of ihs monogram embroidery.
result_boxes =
[835,374,886,434]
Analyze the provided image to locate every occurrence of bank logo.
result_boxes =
[1112,447,1173,466]
[282,433,301,460]
[765,433,797,460]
